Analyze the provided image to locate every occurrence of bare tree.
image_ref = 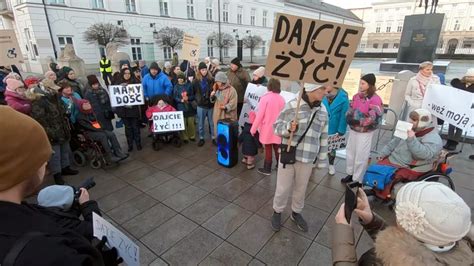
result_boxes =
[242,35,263,63]
[207,32,235,49]
[155,27,184,52]
[83,23,129,47]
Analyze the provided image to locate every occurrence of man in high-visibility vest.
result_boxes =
[99,55,112,87]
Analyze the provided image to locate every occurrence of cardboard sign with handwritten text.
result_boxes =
[0,30,23,66]
[181,33,201,62]
[265,13,364,86]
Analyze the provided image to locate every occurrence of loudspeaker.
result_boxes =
[217,119,239,168]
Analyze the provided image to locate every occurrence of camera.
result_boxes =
[74,177,96,201]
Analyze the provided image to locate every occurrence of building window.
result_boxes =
[48,0,65,4]
[206,0,213,21]
[250,8,256,26]
[58,36,74,52]
[382,43,389,49]
[373,43,379,49]
[454,20,460,31]
[262,10,267,27]
[360,43,366,48]
[163,47,172,60]
[386,23,391,33]
[223,3,229,23]
[207,39,214,57]
[130,38,142,60]
[125,0,136,12]
[159,0,169,16]
[24,28,36,60]
[397,22,403,32]
[187,0,194,19]
[261,40,266,56]
[223,47,229,57]
[376,23,381,33]
[462,43,472,48]
[92,0,104,9]
[237,6,243,24]
[393,43,399,48]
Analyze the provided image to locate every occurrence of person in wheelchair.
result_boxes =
[376,108,443,181]
[76,100,128,164]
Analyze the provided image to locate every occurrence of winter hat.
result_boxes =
[410,108,432,129]
[215,72,228,83]
[248,111,256,124]
[24,77,40,88]
[37,185,74,211]
[6,78,24,91]
[253,67,265,78]
[198,62,207,70]
[0,106,52,191]
[361,73,376,86]
[44,71,56,80]
[396,182,471,247]
[77,99,93,114]
[164,61,172,69]
[87,75,99,86]
[61,66,73,75]
[211,59,220,65]
[3,72,21,84]
[465,68,474,78]
[150,62,160,71]
[230,57,242,68]
[304,83,325,92]
[49,62,58,71]
[177,71,186,80]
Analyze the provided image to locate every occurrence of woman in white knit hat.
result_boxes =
[332,181,473,265]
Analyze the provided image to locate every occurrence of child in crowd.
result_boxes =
[173,71,196,143]
[239,112,259,170]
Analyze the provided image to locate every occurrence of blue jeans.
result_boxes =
[197,106,214,140]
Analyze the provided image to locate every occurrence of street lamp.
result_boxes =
[150,23,158,39]
[233,29,239,40]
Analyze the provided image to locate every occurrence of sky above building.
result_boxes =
[322,0,373,9]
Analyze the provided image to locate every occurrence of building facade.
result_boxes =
[351,0,474,54]
[0,0,361,74]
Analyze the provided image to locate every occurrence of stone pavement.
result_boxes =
[43,126,474,266]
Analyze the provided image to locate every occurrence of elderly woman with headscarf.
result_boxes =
[60,66,84,98]
[404,61,440,117]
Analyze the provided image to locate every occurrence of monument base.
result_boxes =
[379,60,450,74]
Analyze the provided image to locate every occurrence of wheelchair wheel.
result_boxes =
[172,137,182,148]
[90,158,102,169]
[73,151,87,167]
[418,174,455,191]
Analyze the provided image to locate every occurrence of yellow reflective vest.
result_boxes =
[99,59,112,73]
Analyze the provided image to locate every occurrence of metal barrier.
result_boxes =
[374,107,398,151]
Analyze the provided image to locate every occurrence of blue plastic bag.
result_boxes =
[363,164,398,190]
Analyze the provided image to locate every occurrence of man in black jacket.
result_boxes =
[0,106,107,265]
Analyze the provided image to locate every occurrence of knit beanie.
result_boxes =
[6,78,24,91]
[37,185,74,211]
[0,106,52,191]
[44,70,56,80]
[215,72,228,83]
[61,66,73,75]
[304,83,325,92]
[361,73,376,86]
[230,57,241,68]
[395,182,471,246]
[24,77,40,88]
[198,62,207,70]
[87,74,99,86]
[150,62,160,71]
[411,108,432,129]
[177,71,186,80]
[164,61,172,69]
[253,67,265,78]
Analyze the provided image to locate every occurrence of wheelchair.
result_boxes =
[363,150,457,209]
[70,130,107,169]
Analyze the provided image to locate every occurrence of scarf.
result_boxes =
[416,73,437,96]
[201,77,209,94]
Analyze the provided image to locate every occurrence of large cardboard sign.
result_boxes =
[181,33,201,62]
[152,111,185,133]
[342,68,361,98]
[0,30,23,66]
[422,84,474,131]
[374,75,394,105]
[93,213,139,266]
[238,83,296,128]
[109,84,144,107]
[265,13,364,86]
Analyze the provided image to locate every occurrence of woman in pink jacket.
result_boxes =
[4,78,31,115]
[251,78,286,175]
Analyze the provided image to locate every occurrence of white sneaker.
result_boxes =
[328,165,336,175]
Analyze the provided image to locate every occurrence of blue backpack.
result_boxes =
[363,164,398,190]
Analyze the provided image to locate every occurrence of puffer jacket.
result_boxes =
[346,92,383,133]
[332,214,473,265]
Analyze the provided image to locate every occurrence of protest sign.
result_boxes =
[181,33,201,62]
[342,68,361,98]
[238,83,296,128]
[93,213,139,266]
[152,111,185,133]
[109,84,144,107]
[374,75,395,105]
[422,84,474,131]
[265,13,364,86]
[328,134,347,151]
[0,30,23,66]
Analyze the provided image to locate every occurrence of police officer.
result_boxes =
[99,55,112,87]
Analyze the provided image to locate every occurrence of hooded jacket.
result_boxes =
[142,71,172,99]
[322,88,349,135]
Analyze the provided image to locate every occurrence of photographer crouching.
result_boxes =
[332,182,473,265]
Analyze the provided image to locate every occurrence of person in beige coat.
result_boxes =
[210,72,238,138]
[404,61,440,118]
[332,181,473,265]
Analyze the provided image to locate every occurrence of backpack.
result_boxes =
[363,164,398,190]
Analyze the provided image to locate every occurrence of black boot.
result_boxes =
[53,173,65,185]
[469,155,474,160]
[443,140,453,150]
[341,175,353,183]
[127,139,134,152]
[61,166,79,176]
[448,141,459,151]
[258,161,272,176]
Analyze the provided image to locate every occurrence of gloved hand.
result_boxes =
[95,236,124,266]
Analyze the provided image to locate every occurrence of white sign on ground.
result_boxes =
[93,212,139,266]
[422,84,474,131]
[328,134,347,151]
[109,84,144,107]
[152,111,185,133]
